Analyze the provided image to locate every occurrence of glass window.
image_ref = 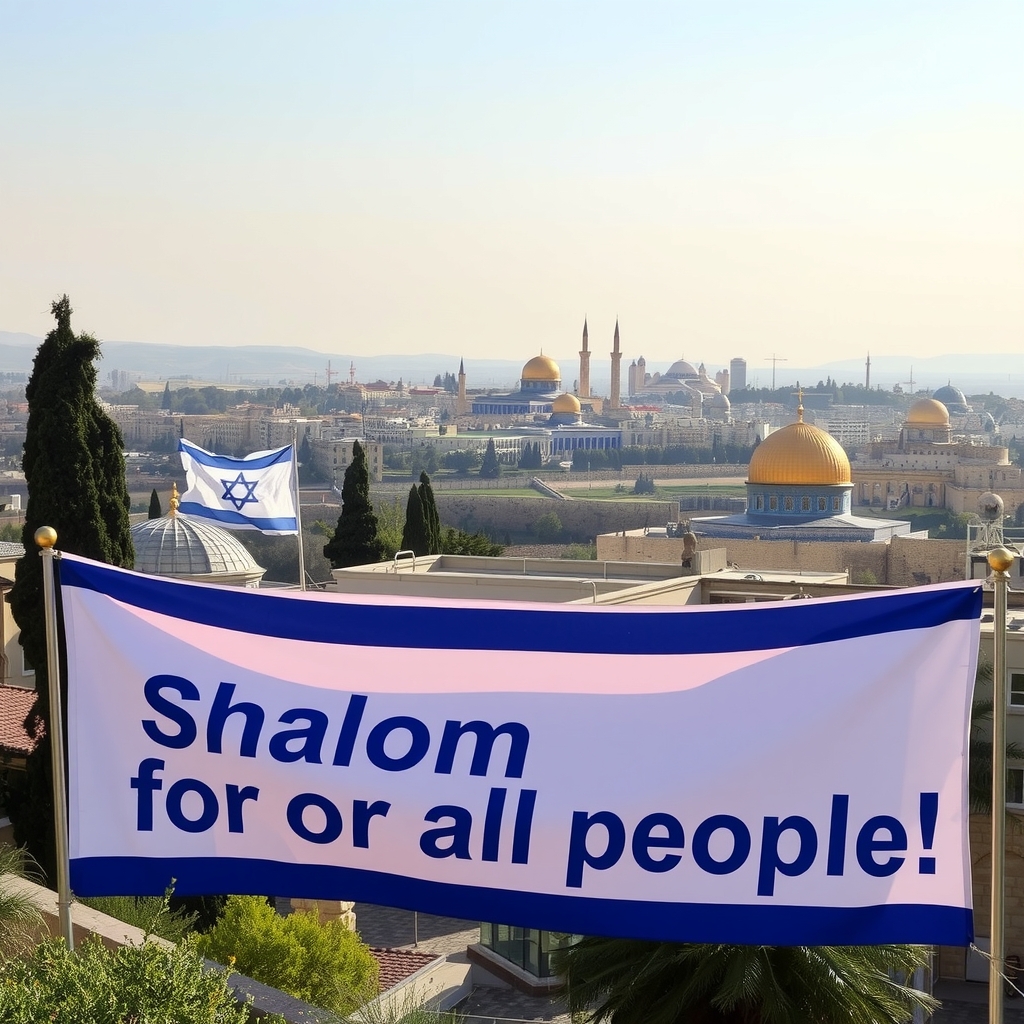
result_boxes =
[1010,673,1024,707]
[801,496,811,511]
[818,496,827,512]
[1009,767,1024,807]
[784,496,794,511]
[755,495,763,510]
[832,496,841,511]
[769,496,778,511]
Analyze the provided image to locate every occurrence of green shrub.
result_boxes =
[78,893,197,943]
[198,896,378,1015]
[534,511,563,543]
[0,934,266,1024]
[561,543,597,560]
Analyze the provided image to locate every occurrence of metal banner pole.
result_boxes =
[292,429,306,591]
[989,545,1013,1024]
[37,526,73,949]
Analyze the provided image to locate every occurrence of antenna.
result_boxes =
[325,360,338,388]
[765,354,788,391]
[903,367,916,393]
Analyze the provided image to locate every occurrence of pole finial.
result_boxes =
[989,546,1015,574]
[35,526,57,549]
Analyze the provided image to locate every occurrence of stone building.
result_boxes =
[688,400,918,543]
[852,397,1024,516]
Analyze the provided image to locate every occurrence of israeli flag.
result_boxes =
[178,439,298,535]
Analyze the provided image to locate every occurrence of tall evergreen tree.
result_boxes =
[479,438,500,479]
[323,440,383,568]
[418,471,442,554]
[161,381,172,410]
[400,484,429,556]
[7,296,134,879]
[148,488,162,519]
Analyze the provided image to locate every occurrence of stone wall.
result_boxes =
[938,814,1024,980]
[594,532,966,586]
[434,494,679,541]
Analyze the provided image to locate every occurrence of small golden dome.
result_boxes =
[748,419,851,486]
[522,354,561,381]
[551,392,581,414]
[906,398,949,426]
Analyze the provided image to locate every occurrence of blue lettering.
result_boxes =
[366,716,430,772]
[142,676,199,749]
[757,815,818,896]
[566,810,625,888]
[165,778,219,833]
[269,709,328,764]
[856,815,907,877]
[207,682,264,757]
[420,805,473,859]
[631,812,684,874]
[691,815,751,875]
[287,793,343,844]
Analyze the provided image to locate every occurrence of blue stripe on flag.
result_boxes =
[57,556,982,656]
[69,855,973,946]
[176,501,298,532]
[179,440,292,471]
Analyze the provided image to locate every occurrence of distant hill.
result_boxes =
[3,331,1024,397]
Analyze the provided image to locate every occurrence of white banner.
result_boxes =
[178,439,297,534]
[61,554,981,945]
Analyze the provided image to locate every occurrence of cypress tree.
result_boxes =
[418,471,442,555]
[479,438,500,479]
[7,296,134,879]
[148,488,162,519]
[323,440,383,568]
[401,484,429,556]
[161,381,172,410]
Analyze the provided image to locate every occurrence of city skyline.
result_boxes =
[2,2,1021,364]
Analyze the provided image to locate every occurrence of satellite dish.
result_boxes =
[979,492,1004,523]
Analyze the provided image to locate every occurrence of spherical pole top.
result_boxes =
[34,526,57,550]
[988,546,1015,574]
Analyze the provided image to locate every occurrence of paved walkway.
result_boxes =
[932,980,1024,1023]
[353,903,570,1021]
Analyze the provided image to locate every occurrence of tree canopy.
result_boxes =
[323,440,383,568]
[7,296,135,878]
[555,937,935,1024]
[479,438,501,478]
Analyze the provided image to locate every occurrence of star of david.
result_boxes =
[220,472,259,511]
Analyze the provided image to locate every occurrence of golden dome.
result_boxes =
[551,392,581,414]
[522,353,561,381]
[748,417,851,486]
[906,398,949,426]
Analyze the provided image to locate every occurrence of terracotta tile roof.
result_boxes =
[0,686,39,756]
[370,946,439,993]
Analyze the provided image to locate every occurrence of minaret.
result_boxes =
[609,319,622,410]
[578,319,591,398]
[456,358,468,415]
[865,352,871,390]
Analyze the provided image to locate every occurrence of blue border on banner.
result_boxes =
[70,856,974,946]
[176,501,298,532]
[179,440,292,471]
[58,555,983,656]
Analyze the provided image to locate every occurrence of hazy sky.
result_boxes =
[2,2,1021,368]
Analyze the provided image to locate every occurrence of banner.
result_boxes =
[62,554,981,945]
[178,439,297,534]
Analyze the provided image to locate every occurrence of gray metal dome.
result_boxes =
[931,384,968,414]
[131,513,265,586]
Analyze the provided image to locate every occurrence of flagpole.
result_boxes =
[292,428,306,591]
[989,546,1013,1024]
[37,526,74,950]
